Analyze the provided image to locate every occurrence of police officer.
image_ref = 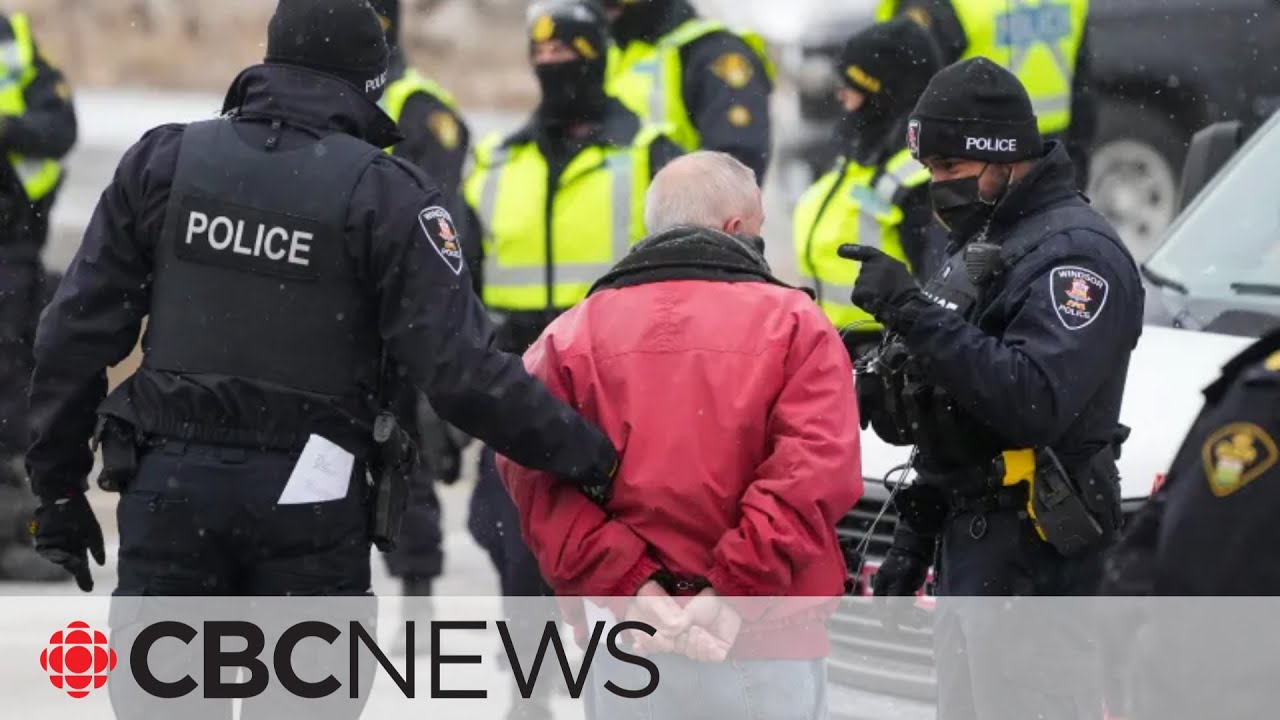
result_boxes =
[876,0,1095,185]
[792,18,943,359]
[1097,330,1280,720]
[841,58,1141,718]
[600,0,773,181]
[463,0,679,597]
[0,11,76,582]
[25,0,618,600]
[368,0,469,625]
[462,6,679,715]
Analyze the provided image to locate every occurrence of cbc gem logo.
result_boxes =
[39,621,117,698]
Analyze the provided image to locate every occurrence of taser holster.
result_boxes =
[369,412,417,553]
[94,416,139,493]
[995,448,1104,557]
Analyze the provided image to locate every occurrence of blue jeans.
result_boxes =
[587,652,829,720]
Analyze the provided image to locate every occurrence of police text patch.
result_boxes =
[173,196,324,281]
[419,206,464,275]
[1049,266,1108,330]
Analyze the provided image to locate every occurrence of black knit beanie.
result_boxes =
[527,0,609,61]
[839,18,940,104]
[907,57,1041,163]
[265,0,391,101]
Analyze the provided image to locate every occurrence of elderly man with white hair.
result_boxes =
[498,150,862,720]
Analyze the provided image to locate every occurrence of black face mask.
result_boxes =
[836,98,893,163]
[929,166,1011,239]
[535,59,608,125]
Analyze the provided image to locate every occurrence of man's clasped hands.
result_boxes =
[622,581,743,662]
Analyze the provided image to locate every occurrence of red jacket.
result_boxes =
[497,278,862,658]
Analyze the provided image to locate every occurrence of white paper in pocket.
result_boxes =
[278,434,354,505]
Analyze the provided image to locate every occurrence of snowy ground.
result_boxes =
[12,89,925,719]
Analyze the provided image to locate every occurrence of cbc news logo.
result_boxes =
[39,621,117,698]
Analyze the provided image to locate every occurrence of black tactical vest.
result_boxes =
[146,119,382,399]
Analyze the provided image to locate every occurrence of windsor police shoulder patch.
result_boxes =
[1049,266,1108,330]
[419,206,464,275]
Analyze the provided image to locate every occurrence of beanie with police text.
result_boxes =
[907,57,1041,163]
[265,0,391,101]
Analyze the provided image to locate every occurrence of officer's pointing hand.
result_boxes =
[31,492,105,593]
[837,244,924,328]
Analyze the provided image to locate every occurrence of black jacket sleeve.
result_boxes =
[357,157,617,483]
[680,32,772,182]
[900,234,1142,447]
[392,92,470,195]
[392,93,481,294]
[0,39,76,160]
[26,126,176,498]
[896,0,968,65]
[897,184,946,280]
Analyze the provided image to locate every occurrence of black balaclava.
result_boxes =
[602,0,679,46]
[264,0,390,101]
[836,17,941,164]
[529,1,610,127]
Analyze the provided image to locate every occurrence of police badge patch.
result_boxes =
[418,206,464,275]
[1201,422,1279,497]
[1049,266,1108,330]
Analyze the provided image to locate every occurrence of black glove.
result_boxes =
[891,483,950,537]
[837,245,931,331]
[31,493,105,592]
[871,525,935,597]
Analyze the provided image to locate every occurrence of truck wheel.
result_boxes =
[1088,102,1187,261]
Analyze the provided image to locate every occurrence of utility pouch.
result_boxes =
[996,448,1104,557]
[369,412,417,553]
[94,417,139,493]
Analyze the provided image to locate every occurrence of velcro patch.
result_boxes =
[419,206,464,275]
[1049,266,1108,330]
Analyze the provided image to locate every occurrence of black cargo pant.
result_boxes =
[933,499,1107,720]
[468,446,549,598]
[115,441,371,595]
[110,441,375,720]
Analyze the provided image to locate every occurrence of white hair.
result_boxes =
[643,151,760,234]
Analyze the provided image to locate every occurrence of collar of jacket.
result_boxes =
[503,97,642,152]
[588,225,797,295]
[987,140,1082,234]
[220,64,404,149]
